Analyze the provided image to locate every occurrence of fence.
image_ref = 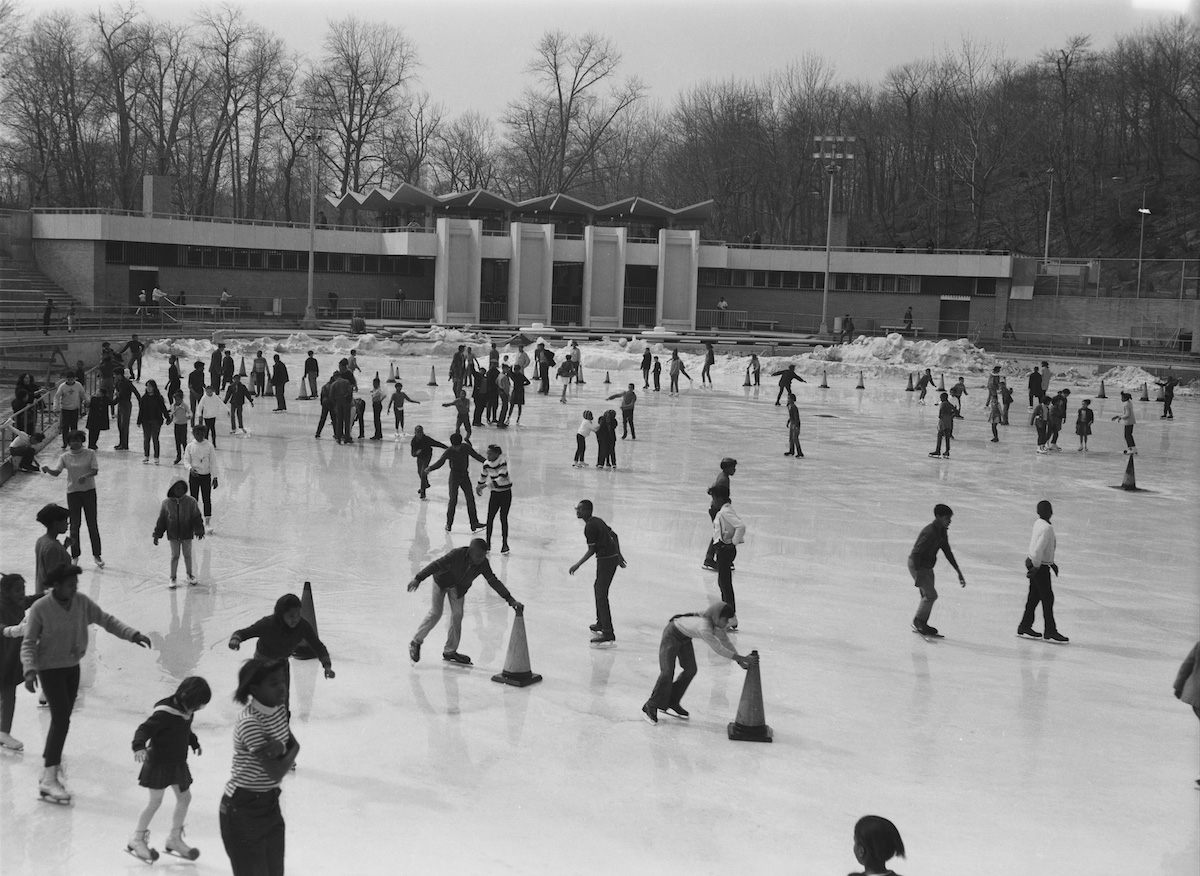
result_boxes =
[1,365,102,472]
[379,299,433,320]
[479,301,507,323]
[551,304,582,326]
[1036,258,1200,299]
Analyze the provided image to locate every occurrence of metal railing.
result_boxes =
[30,206,436,235]
[1033,258,1200,300]
[550,304,582,326]
[379,299,434,320]
[621,306,656,328]
[696,309,749,330]
[479,301,508,323]
[1,365,102,470]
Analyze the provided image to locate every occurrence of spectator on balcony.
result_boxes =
[351,312,366,334]
[178,289,187,307]
[752,230,762,248]
[67,302,76,334]
[151,286,168,310]
[118,335,146,382]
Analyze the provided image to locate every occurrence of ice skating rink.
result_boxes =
[0,341,1197,875]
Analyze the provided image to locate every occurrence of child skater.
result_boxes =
[746,353,761,386]
[1,573,38,751]
[988,394,1002,442]
[508,365,529,425]
[1075,398,1094,451]
[596,410,617,469]
[701,343,715,386]
[126,676,212,863]
[848,814,906,876]
[369,377,386,441]
[152,479,206,588]
[651,356,662,391]
[574,410,597,467]
[169,390,190,464]
[388,380,420,437]
[949,376,967,416]
[785,392,803,457]
[228,594,336,704]
[220,659,299,876]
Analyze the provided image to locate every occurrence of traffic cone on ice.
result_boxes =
[1154,382,1164,402]
[237,357,247,378]
[938,373,946,391]
[855,370,865,389]
[604,371,611,385]
[292,582,321,660]
[427,366,438,387]
[727,651,772,743]
[1096,379,1106,399]
[743,369,752,387]
[374,370,380,383]
[819,370,829,389]
[1121,457,1137,490]
[905,372,915,392]
[491,608,542,688]
[1139,382,1149,401]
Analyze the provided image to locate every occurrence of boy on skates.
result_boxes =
[907,504,966,637]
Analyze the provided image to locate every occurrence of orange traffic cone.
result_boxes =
[938,373,946,391]
[1096,379,1106,399]
[855,370,865,389]
[604,371,611,384]
[1120,457,1140,491]
[727,650,772,743]
[743,367,752,387]
[818,370,829,389]
[427,366,438,387]
[1139,382,1149,401]
[905,372,915,392]
[387,363,397,383]
[237,357,247,378]
[292,582,321,660]
[491,608,542,687]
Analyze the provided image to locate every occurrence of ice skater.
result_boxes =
[442,389,471,438]
[668,350,691,394]
[425,432,487,532]
[195,385,224,448]
[1113,391,1136,454]
[607,383,638,439]
[985,365,1001,407]
[251,350,268,397]
[224,373,253,436]
[22,564,151,803]
[568,499,625,645]
[948,376,967,415]
[187,362,206,423]
[915,368,933,404]
[929,392,955,459]
[0,573,38,752]
[640,602,754,724]
[1173,641,1200,787]
[1018,500,1068,643]
[556,356,576,403]
[152,479,206,588]
[269,354,288,411]
[746,353,761,386]
[574,410,597,467]
[1000,378,1013,424]
[406,539,524,665]
[772,364,806,405]
[848,815,906,876]
[712,494,746,630]
[1032,396,1052,453]
[702,457,736,570]
[1075,398,1094,451]
[34,503,72,595]
[369,378,385,440]
[652,356,662,391]
[596,409,618,469]
[302,350,319,399]
[410,426,447,500]
[701,343,715,386]
[507,365,529,425]
[220,659,298,876]
[183,424,218,530]
[228,593,336,691]
[126,676,211,863]
[41,429,104,567]
[641,348,652,388]
[785,393,803,457]
[1047,388,1070,450]
[476,444,513,553]
[988,394,1002,442]
[907,504,966,637]
[1157,373,1177,419]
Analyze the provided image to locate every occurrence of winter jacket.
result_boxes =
[132,695,199,765]
[0,592,38,688]
[21,592,139,673]
[137,393,170,428]
[153,484,205,541]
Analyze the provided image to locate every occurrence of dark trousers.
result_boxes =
[273,383,286,410]
[670,373,679,392]
[593,555,619,634]
[316,403,330,436]
[10,445,39,471]
[230,404,245,431]
[1163,396,1174,418]
[334,402,352,442]
[220,788,285,876]
[934,426,952,454]
[647,624,696,709]
[174,423,188,462]
[142,423,162,458]
[210,371,221,392]
[204,416,218,448]
[189,392,202,423]
[189,472,212,517]
[1002,402,1011,425]
[446,472,479,528]
[652,371,660,391]
[87,427,102,450]
[416,453,432,497]
[715,542,737,614]
[372,402,382,438]
[642,367,650,388]
[393,407,405,431]
[67,488,101,558]
[1020,565,1057,635]
[539,365,550,394]
[574,434,587,463]
[253,372,266,396]
[1124,425,1135,448]
[305,373,318,397]
[116,402,132,447]
[703,504,720,566]
[455,413,472,437]
[1035,423,1047,446]
[620,409,635,439]
[486,490,512,546]
[38,664,80,767]
[0,683,15,732]
[131,355,142,380]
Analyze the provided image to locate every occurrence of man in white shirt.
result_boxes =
[54,374,88,446]
[194,386,225,448]
[1018,500,1068,643]
[712,497,747,630]
[183,424,219,529]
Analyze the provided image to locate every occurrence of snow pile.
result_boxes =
[800,333,1001,380]
[1098,365,1163,390]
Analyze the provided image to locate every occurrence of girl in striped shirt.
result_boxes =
[476,444,513,554]
[219,659,299,876]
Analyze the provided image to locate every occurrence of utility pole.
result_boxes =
[812,135,855,338]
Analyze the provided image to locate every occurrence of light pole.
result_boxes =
[1136,189,1150,298]
[812,135,855,337]
[1042,168,1054,261]
[303,130,319,327]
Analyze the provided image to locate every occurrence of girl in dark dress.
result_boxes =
[127,677,212,862]
[0,573,38,752]
[508,366,529,424]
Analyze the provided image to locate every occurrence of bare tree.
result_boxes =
[92,3,150,208]
[430,111,499,193]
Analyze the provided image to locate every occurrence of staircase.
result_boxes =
[0,255,75,329]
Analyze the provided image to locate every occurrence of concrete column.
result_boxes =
[509,222,553,325]
[657,229,699,331]
[434,217,481,323]
[583,226,625,329]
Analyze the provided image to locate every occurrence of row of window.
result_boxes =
[698,269,996,296]
[105,241,430,277]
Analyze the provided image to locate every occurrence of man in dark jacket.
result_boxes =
[209,343,225,391]
[302,351,320,398]
[111,368,142,450]
[406,539,524,664]
[328,372,354,444]
[425,433,487,532]
[1027,364,1042,408]
[702,458,736,570]
[772,365,806,405]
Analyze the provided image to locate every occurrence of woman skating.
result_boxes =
[41,429,104,567]
[152,479,206,588]
[410,425,447,499]
[476,444,513,554]
[1075,399,1094,451]
[138,379,170,463]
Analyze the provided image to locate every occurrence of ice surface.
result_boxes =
[0,342,1197,876]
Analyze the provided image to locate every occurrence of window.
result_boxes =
[282,251,298,271]
[328,252,345,272]
[365,255,379,273]
[268,251,283,270]
[314,252,328,272]
[218,248,233,267]
[105,241,125,263]
[202,247,218,267]
[186,246,203,267]
[349,254,365,273]
[896,275,917,293]
[233,249,249,268]
[975,278,996,297]
[248,250,264,269]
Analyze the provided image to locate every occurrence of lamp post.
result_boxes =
[812,135,855,337]
[302,130,319,327]
[1136,189,1150,298]
[1042,168,1054,261]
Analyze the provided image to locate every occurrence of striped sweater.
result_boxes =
[224,697,291,795]
[477,452,512,493]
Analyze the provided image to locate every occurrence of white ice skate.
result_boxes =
[164,825,199,860]
[38,766,71,804]
[126,830,159,863]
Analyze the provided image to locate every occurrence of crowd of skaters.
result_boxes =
[0,329,1195,874]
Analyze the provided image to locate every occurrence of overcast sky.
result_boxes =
[44,0,1198,118]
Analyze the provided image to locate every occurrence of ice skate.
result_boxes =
[641,702,658,725]
[1017,627,1043,639]
[1044,631,1070,644]
[409,640,421,663]
[164,826,199,860]
[126,830,159,863]
[663,704,690,720]
[589,632,616,645]
[168,578,179,590]
[442,651,472,665]
[93,555,105,568]
[0,731,24,751]
[38,766,71,804]
[187,574,199,586]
